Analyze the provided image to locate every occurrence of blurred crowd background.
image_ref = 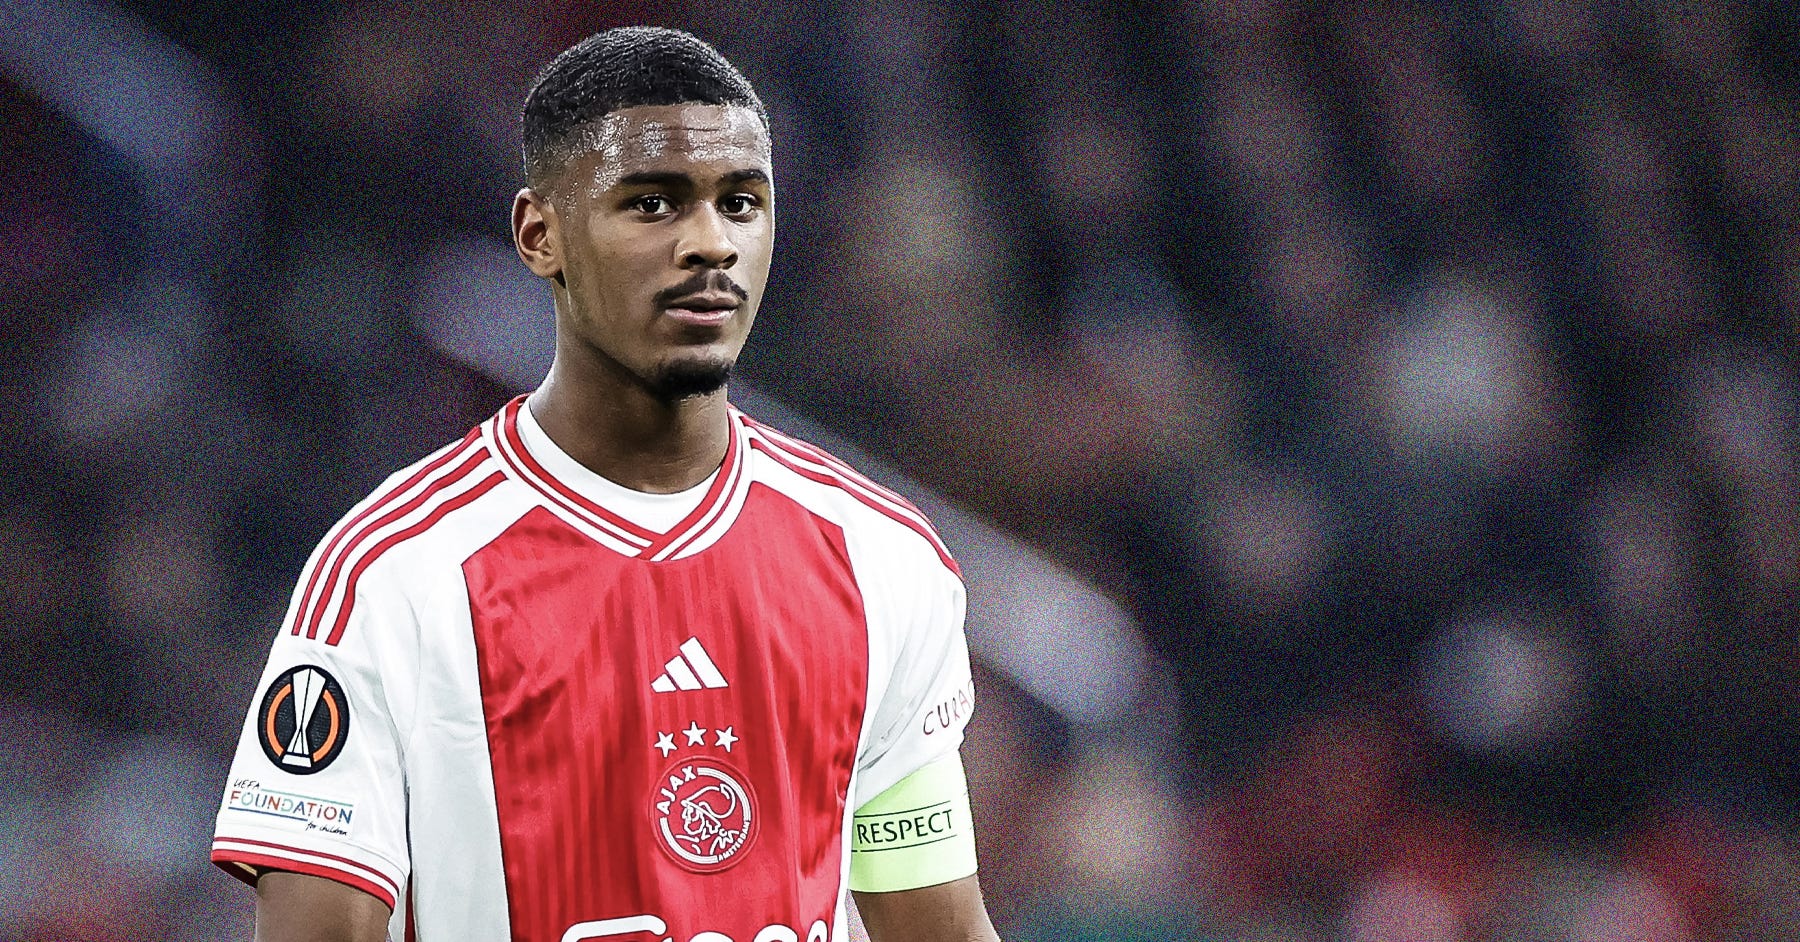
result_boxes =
[5,0,1800,939]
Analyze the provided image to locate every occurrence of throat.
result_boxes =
[526,383,730,494]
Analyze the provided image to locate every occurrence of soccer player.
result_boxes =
[211,26,1000,942]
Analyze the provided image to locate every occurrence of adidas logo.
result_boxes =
[650,637,729,693]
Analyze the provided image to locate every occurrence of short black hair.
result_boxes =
[521,26,767,187]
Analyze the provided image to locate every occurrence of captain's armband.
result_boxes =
[848,753,978,893]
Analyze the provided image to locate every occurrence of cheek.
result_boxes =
[737,229,776,280]
[573,237,659,302]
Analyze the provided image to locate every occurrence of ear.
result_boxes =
[512,187,563,282]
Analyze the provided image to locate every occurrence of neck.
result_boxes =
[527,358,731,495]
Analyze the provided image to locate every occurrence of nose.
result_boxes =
[676,205,739,271]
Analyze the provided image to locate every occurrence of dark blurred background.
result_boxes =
[5,1,1800,939]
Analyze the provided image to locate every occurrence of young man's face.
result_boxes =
[528,103,774,401]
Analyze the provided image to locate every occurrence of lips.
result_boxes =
[662,292,740,326]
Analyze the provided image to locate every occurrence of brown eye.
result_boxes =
[720,194,758,217]
[632,195,675,215]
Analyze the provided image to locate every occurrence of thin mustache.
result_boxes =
[655,272,749,307]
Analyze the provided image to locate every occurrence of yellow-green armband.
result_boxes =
[848,753,978,893]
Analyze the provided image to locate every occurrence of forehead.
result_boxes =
[568,103,771,193]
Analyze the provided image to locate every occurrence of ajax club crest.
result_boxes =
[651,758,757,872]
[257,665,350,775]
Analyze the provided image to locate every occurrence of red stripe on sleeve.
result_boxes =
[323,470,506,645]
[749,439,961,576]
[289,433,482,637]
[301,448,492,639]
[739,415,928,517]
[211,841,400,910]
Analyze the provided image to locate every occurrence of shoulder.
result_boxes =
[287,424,522,644]
[343,425,516,559]
[733,409,961,580]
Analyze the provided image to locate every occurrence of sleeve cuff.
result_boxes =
[211,836,402,910]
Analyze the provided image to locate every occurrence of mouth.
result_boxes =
[661,293,741,327]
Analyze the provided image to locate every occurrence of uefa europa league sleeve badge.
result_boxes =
[257,665,352,775]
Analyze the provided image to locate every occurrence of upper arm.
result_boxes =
[852,531,973,807]
[847,516,985,922]
[852,875,999,942]
[212,532,421,921]
[255,870,393,942]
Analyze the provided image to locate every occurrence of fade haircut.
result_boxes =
[521,27,767,189]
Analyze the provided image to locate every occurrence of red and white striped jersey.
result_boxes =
[212,396,975,942]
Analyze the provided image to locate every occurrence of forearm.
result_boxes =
[254,870,392,942]
[853,875,1001,942]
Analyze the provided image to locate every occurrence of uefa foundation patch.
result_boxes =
[223,780,358,837]
[257,665,351,775]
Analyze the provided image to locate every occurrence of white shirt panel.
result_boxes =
[379,482,542,942]
[733,443,974,806]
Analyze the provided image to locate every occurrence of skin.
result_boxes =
[254,871,390,942]
[855,876,1001,942]
[253,102,1001,942]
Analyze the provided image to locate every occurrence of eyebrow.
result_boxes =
[722,169,771,186]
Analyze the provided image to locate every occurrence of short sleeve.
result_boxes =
[852,547,975,811]
[210,572,416,911]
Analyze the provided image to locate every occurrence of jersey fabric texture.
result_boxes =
[212,397,977,942]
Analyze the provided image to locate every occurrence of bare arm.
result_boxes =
[254,871,393,942]
[853,875,1000,942]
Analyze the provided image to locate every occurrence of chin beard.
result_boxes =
[648,359,732,401]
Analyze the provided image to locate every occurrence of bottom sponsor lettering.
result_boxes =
[563,916,829,942]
